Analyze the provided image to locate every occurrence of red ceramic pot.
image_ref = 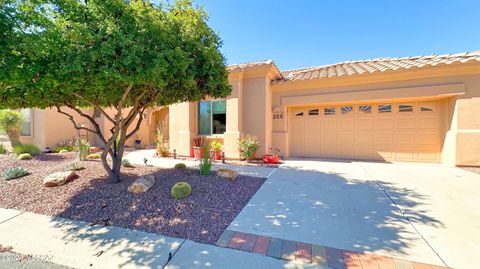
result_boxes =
[263,154,280,164]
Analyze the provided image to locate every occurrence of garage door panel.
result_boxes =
[291,100,443,162]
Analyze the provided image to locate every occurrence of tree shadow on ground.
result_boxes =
[48,167,266,268]
[229,162,444,265]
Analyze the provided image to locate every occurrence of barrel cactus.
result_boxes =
[18,153,32,160]
[174,163,187,169]
[170,182,192,199]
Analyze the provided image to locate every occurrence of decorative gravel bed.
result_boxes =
[0,153,266,244]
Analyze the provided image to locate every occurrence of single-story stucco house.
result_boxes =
[18,50,480,166]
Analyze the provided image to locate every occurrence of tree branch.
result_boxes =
[56,106,98,133]
[72,93,115,124]
[125,106,147,140]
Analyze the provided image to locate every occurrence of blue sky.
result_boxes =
[189,0,480,70]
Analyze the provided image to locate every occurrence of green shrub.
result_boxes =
[199,146,212,175]
[0,144,6,154]
[174,163,187,169]
[76,138,90,161]
[13,143,41,156]
[87,153,101,159]
[67,161,84,171]
[238,135,260,161]
[2,167,28,180]
[53,145,76,153]
[171,182,192,199]
[18,153,32,160]
[122,159,133,167]
[59,149,68,154]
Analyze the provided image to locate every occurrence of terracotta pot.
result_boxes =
[193,147,204,159]
[263,154,280,164]
[214,150,222,160]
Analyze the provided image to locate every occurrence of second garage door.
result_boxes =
[291,101,444,162]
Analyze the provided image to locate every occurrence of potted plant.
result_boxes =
[238,135,260,162]
[210,140,223,161]
[263,147,281,164]
[192,136,204,160]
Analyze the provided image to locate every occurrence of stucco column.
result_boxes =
[169,102,195,157]
[224,75,243,158]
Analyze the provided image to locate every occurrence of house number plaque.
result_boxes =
[273,112,284,120]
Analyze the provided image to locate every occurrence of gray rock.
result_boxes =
[128,175,155,193]
[43,171,77,187]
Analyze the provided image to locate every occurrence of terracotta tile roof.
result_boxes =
[227,60,281,75]
[274,51,480,83]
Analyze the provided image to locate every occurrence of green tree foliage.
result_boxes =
[0,0,231,182]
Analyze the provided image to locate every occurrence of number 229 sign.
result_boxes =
[273,112,283,120]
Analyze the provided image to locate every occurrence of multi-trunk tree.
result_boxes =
[0,0,231,182]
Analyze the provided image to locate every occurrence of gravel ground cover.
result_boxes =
[0,153,266,244]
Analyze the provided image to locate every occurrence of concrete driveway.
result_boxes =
[228,158,480,269]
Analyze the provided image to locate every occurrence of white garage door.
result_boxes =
[291,101,444,162]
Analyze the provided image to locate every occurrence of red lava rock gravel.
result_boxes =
[0,153,266,244]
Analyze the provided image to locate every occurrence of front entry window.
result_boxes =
[198,100,226,135]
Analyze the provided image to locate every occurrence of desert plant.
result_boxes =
[2,167,29,180]
[156,123,169,157]
[199,146,212,176]
[122,159,134,167]
[0,110,24,147]
[13,144,41,156]
[238,135,260,161]
[67,161,84,171]
[174,163,187,169]
[18,153,32,160]
[170,182,192,199]
[193,136,204,147]
[210,141,222,151]
[0,144,6,154]
[59,149,68,154]
[87,153,101,159]
[76,138,90,161]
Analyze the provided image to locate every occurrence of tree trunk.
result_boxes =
[100,128,128,184]
[6,129,21,147]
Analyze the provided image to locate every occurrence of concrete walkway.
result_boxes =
[0,208,303,269]
[228,158,480,269]
[123,149,276,178]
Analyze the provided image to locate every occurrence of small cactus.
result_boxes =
[174,163,187,169]
[170,182,192,199]
[122,159,133,167]
[18,153,32,160]
[67,161,84,171]
[59,149,68,154]
[2,167,28,180]
[87,153,101,159]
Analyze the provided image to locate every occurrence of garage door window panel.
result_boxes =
[399,104,414,112]
[341,106,353,114]
[324,107,336,115]
[378,104,392,113]
[308,109,319,116]
[359,105,372,114]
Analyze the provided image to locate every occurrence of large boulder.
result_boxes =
[128,175,155,193]
[43,171,77,187]
[217,169,238,180]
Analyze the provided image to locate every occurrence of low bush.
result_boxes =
[238,135,260,161]
[59,149,68,154]
[13,143,41,156]
[67,161,84,171]
[2,167,29,180]
[0,144,6,154]
[171,182,192,199]
[122,159,134,167]
[18,153,32,160]
[174,163,187,169]
[53,145,76,153]
[87,153,101,159]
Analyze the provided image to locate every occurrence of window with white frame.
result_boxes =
[198,100,226,135]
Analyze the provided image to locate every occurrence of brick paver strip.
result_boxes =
[394,259,415,269]
[312,245,328,267]
[266,237,284,259]
[358,253,381,269]
[326,247,346,269]
[343,251,362,269]
[240,233,258,252]
[374,255,398,269]
[281,240,297,260]
[295,242,312,263]
[227,232,246,249]
[252,236,270,255]
[216,230,235,247]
